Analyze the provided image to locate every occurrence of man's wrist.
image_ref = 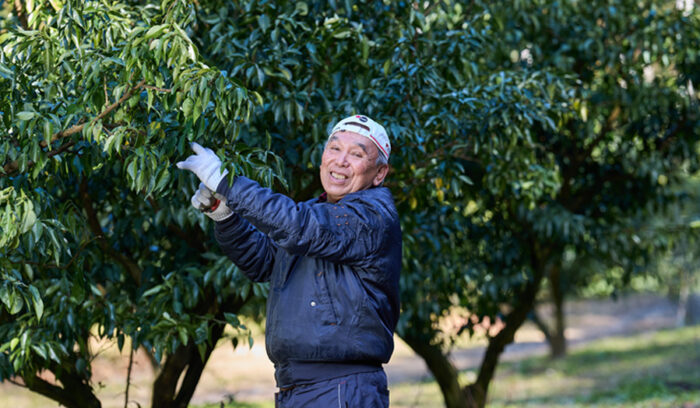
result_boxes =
[205,201,233,221]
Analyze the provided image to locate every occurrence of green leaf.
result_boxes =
[223,312,240,327]
[28,285,43,321]
[178,327,188,346]
[182,98,193,117]
[17,112,36,121]
[142,285,163,297]
[24,264,34,280]
[43,120,53,145]
[145,24,168,39]
[0,63,14,79]
[10,337,19,351]
[9,293,23,315]
[0,286,11,310]
[31,344,47,360]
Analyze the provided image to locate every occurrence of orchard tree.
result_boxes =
[482,0,700,360]
[0,1,569,407]
[190,2,571,408]
[0,1,279,407]
[396,1,700,406]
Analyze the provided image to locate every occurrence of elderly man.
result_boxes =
[177,115,402,407]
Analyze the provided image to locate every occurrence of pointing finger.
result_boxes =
[190,142,205,155]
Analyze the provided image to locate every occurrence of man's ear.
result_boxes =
[373,164,389,186]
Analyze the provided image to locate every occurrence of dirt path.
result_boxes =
[384,293,680,385]
[0,294,681,407]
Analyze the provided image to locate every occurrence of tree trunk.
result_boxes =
[401,267,545,408]
[529,308,553,346]
[548,266,567,358]
[464,271,543,408]
[401,333,468,408]
[152,291,251,408]
[23,367,101,408]
[685,293,700,326]
[151,321,225,408]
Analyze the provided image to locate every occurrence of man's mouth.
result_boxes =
[330,171,348,180]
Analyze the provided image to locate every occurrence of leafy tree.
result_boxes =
[0,1,566,407]
[1,1,277,407]
[485,0,700,361]
[398,1,700,407]
[189,2,570,407]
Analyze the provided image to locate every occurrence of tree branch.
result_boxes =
[529,307,553,345]
[19,235,96,270]
[43,79,147,149]
[124,346,134,408]
[13,0,28,29]
[47,140,77,158]
[2,79,147,177]
[143,84,172,93]
[22,375,75,407]
[23,369,101,408]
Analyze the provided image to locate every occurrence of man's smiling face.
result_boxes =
[320,131,388,203]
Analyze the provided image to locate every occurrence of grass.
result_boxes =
[486,326,699,407]
[383,326,699,408]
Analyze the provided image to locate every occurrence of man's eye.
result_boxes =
[330,146,340,151]
[353,152,363,158]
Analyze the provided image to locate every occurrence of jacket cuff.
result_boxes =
[215,175,235,200]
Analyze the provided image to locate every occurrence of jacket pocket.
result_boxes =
[315,270,339,325]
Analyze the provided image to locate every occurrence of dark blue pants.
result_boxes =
[274,370,389,408]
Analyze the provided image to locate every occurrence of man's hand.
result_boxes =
[191,183,233,221]
[176,142,229,191]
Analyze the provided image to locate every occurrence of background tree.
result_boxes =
[483,0,700,360]
[398,1,700,406]
[190,2,571,407]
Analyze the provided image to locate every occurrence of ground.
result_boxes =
[0,293,686,407]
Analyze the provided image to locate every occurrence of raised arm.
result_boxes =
[216,176,395,266]
[213,213,276,282]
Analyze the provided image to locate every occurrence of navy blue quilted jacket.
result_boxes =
[214,176,402,388]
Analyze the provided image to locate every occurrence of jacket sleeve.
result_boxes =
[216,176,387,266]
[213,213,276,282]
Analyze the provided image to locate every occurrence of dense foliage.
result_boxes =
[1,1,698,407]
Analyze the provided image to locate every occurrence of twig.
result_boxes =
[142,85,172,93]
[43,79,146,148]
[104,77,110,106]
[124,346,134,408]
[20,236,97,270]
[47,140,77,158]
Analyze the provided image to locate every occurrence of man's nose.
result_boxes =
[336,151,350,166]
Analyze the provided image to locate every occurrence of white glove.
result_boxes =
[191,183,233,221]
[176,142,229,191]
